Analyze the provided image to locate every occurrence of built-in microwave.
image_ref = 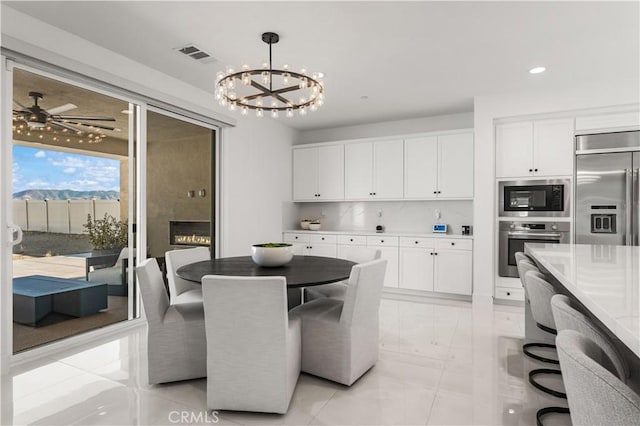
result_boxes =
[499,179,570,217]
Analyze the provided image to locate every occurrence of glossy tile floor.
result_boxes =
[1,298,571,425]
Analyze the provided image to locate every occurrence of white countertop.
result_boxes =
[283,230,474,239]
[525,243,640,358]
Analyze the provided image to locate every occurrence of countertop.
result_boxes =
[525,243,639,357]
[283,229,474,239]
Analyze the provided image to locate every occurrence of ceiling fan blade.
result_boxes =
[66,121,119,131]
[53,115,116,122]
[50,121,83,133]
[13,99,28,110]
[46,103,77,115]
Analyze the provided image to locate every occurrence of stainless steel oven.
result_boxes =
[498,221,570,277]
[499,179,570,217]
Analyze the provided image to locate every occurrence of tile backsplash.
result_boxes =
[284,201,473,235]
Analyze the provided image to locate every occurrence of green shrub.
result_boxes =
[84,213,127,250]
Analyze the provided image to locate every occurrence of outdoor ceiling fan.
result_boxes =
[12,91,118,134]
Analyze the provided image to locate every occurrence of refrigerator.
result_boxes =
[575,131,640,245]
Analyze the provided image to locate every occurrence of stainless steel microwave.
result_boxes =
[499,179,570,217]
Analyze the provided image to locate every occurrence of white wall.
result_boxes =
[473,85,640,302]
[297,112,473,144]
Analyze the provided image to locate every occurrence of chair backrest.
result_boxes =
[135,258,169,325]
[165,247,210,297]
[551,294,629,381]
[341,259,387,328]
[556,330,640,426]
[516,258,539,285]
[514,251,533,265]
[201,275,289,377]
[115,247,129,267]
[341,247,382,264]
[524,270,557,330]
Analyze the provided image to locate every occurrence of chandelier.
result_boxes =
[215,32,324,118]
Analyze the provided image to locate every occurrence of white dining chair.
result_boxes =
[201,275,301,414]
[165,247,209,304]
[304,247,381,302]
[135,258,206,385]
[290,258,387,386]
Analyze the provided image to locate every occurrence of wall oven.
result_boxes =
[499,179,570,217]
[498,221,570,277]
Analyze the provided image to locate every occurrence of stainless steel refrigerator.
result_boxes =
[575,131,640,245]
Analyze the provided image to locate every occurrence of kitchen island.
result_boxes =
[525,243,639,360]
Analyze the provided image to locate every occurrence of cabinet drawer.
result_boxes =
[436,238,472,251]
[337,235,367,245]
[495,287,524,301]
[283,233,310,243]
[309,234,336,244]
[366,236,399,247]
[399,237,435,249]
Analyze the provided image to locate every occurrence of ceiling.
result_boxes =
[5,1,639,131]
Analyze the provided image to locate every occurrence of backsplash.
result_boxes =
[284,201,473,235]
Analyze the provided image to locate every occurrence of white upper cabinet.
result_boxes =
[496,119,574,178]
[404,132,473,199]
[292,145,344,201]
[404,136,438,198]
[438,133,474,198]
[345,140,403,199]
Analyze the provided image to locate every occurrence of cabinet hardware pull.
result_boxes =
[415,241,418,244]
[434,252,438,255]
[321,237,325,240]
[350,239,353,242]
[507,292,511,296]
[381,240,384,243]
[529,168,533,172]
[451,242,455,246]
[433,191,437,194]
[534,168,538,172]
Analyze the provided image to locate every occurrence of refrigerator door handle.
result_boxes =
[625,168,632,245]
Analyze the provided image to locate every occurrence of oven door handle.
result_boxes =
[507,232,562,239]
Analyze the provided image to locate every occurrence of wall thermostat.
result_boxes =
[432,224,447,233]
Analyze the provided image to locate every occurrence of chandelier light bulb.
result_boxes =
[286,108,294,118]
[256,97,263,108]
[310,103,318,112]
[271,109,279,119]
[256,108,264,118]
[241,106,249,115]
[299,106,307,116]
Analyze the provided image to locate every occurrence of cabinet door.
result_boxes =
[399,248,434,291]
[434,250,472,295]
[292,148,318,201]
[438,133,474,199]
[495,122,534,178]
[533,118,574,177]
[308,243,337,258]
[373,140,404,199]
[291,242,307,255]
[317,145,345,200]
[336,244,367,261]
[404,137,438,199]
[372,246,399,288]
[345,142,373,199]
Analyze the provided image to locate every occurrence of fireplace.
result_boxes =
[169,221,211,247]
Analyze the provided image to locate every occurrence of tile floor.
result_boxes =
[1,297,571,425]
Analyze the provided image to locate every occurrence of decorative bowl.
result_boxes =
[309,223,321,231]
[300,220,312,230]
[251,243,294,267]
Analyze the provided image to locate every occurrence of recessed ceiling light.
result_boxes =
[529,66,546,74]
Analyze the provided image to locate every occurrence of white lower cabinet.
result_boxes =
[283,232,472,296]
[399,237,472,296]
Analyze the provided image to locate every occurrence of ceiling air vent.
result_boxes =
[174,44,217,64]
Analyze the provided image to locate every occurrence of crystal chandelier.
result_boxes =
[215,32,324,118]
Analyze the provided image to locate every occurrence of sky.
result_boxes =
[12,146,120,194]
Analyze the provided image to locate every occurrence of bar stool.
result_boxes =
[516,253,558,364]
[556,330,640,426]
[523,270,571,426]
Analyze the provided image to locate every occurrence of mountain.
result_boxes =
[12,189,120,200]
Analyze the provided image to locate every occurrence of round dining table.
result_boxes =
[176,255,356,288]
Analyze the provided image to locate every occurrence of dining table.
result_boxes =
[176,255,356,288]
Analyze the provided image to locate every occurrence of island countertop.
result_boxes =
[525,243,639,358]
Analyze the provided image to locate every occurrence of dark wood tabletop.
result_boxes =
[176,255,356,288]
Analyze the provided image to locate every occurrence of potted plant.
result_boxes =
[84,213,128,254]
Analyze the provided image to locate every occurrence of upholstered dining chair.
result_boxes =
[290,258,387,386]
[88,247,129,296]
[201,275,301,414]
[165,247,209,304]
[556,330,640,426]
[304,247,382,302]
[135,258,206,385]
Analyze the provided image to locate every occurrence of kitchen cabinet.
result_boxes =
[284,233,337,257]
[405,133,473,199]
[345,140,403,199]
[399,237,472,295]
[292,145,344,201]
[496,119,573,178]
[366,235,399,288]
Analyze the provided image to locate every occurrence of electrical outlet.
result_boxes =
[377,210,383,218]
